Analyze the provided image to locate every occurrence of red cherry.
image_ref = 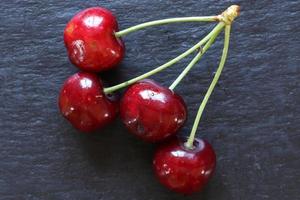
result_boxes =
[153,137,216,194]
[58,72,118,132]
[120,79,187,142]
[64,7,125,72]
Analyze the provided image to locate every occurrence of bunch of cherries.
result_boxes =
[59,5,240,194]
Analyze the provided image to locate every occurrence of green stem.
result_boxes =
[169,26,222,90]
[104,22,225,94]
[185,25,231,149]
[115,16,218,37]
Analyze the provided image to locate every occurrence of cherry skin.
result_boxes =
[120,79,187,142]
[64,7,125,72]
[58,72,118,133]
[153,137,216,194]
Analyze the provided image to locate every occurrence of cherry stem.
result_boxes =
[115,16,218,38]
[104,22,225,94]
[169,26,223,91]
[185,25,231,149]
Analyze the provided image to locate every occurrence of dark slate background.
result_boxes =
[1,0,299,199]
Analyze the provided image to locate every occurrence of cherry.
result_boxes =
[153,137,216,194]
[64,7,125,72]
[120,79,187,142]
[58,72,118,133]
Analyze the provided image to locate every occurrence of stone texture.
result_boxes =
[0,0,299,199]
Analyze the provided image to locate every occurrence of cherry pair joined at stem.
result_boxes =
[59,23,221,138]
[60,5,239,194]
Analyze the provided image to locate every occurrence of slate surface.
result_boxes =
[1,0,299,199]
